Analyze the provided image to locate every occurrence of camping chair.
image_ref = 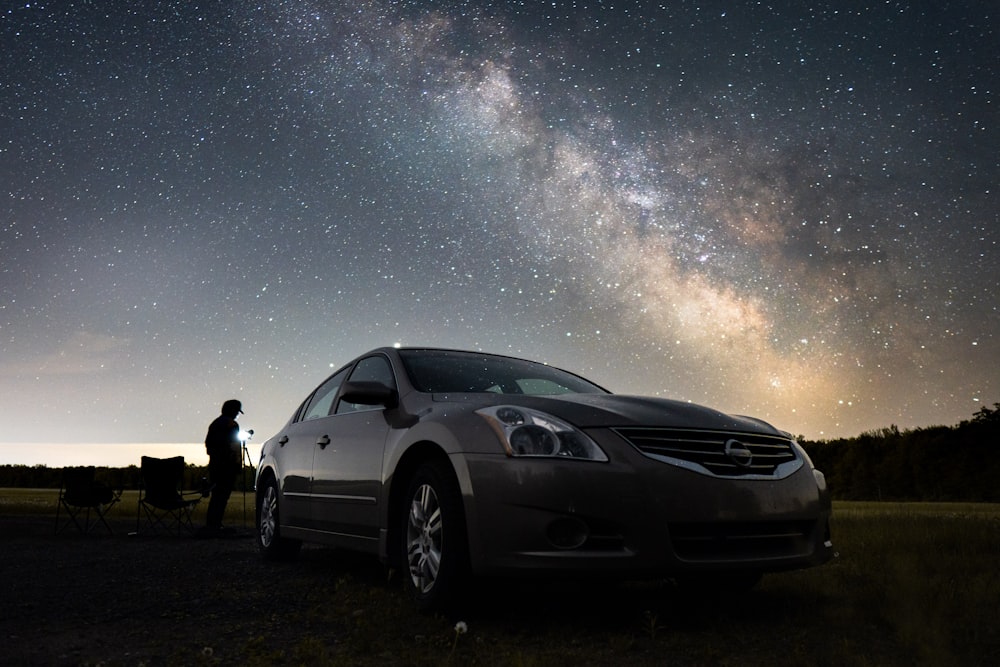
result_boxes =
[135,456,208,536]
[54,466,122,535]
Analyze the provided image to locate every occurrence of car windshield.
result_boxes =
[398,349,608,395]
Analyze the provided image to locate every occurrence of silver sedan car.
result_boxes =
[255,347,833,609]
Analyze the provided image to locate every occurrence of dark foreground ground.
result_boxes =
[6,514,815,667]
[6,516,329,665]
[6,509,999,667]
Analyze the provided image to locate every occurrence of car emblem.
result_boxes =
[724,439,753,467]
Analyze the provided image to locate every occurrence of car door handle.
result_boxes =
[316,435,331,448]
[278,435,289,446]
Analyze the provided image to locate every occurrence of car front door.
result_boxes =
[309,354,395,545]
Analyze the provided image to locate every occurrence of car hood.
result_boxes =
[431,392,783,434]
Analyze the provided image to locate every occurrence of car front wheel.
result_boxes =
[257,477,301,561]
[401,460,469,611]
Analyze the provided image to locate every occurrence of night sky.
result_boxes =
[2,1,997,459]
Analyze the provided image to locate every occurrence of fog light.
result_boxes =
[546,517,589,550]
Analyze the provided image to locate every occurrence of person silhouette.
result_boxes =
[202,399,243,536]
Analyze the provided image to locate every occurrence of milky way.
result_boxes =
[1,1,997,451]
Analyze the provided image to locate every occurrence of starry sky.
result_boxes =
[2,1,997,464]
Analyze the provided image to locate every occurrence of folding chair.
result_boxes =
[135,456,207,535]
[54,466,122,535]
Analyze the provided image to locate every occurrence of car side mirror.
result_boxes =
[340,380,399,409]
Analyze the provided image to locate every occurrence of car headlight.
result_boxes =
[477,406,608,461]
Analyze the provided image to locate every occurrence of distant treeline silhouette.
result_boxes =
[2,404,998,502]
[0,463,253,493]
[799,403,1000,502]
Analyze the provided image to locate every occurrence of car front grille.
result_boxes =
[669,520,818,562]
[613,428,799,478]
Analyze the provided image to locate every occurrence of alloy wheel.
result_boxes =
[405,482,443,593]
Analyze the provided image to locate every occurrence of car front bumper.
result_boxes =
[459,438,833,577]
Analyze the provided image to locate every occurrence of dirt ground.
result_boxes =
[4,515,373,666]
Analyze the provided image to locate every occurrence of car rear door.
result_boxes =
[276,368,348,530]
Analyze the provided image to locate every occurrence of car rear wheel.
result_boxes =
[257,477,301,561]
[401,460,468,611]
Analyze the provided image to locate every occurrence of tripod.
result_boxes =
[241,429,255,529]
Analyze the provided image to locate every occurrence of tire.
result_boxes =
[400,460,469,611]
[257,477,301,561]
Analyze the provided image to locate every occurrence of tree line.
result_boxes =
[2,404,998,502]
[0,463,254,493]
[799,403,1000,502]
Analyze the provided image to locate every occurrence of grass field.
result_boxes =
[7,491,1000,666]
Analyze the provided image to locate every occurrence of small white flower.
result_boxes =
[450,620,469,654]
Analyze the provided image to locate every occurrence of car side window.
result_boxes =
[301,368,349,421]
[336,355,396,414]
